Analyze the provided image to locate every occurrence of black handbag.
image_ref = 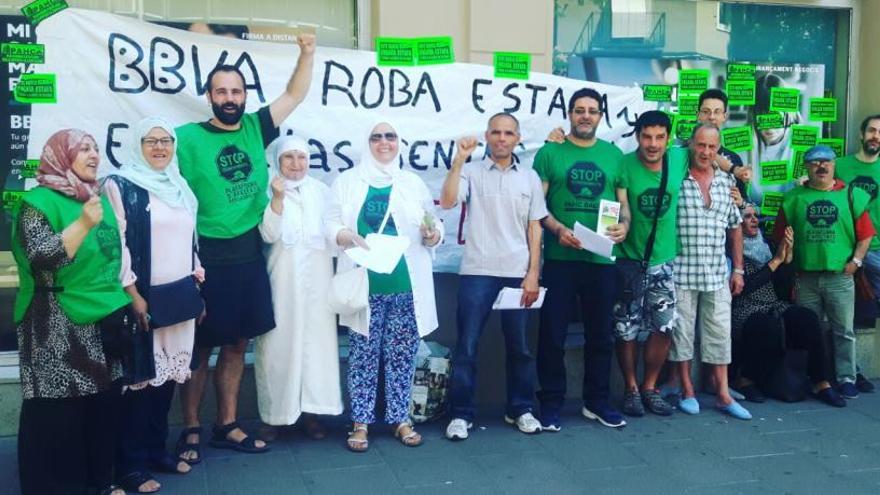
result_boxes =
[99,305,139,361]
[148,275,204,328]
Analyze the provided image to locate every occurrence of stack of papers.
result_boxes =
[573,221,615,260]
[491,287,548,310]
[344,233,410,273]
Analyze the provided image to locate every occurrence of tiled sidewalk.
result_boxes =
[2,392,880,494]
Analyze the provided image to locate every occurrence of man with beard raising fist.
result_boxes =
[834,114,880,394]
[533,88,629,431]
[174,34,315,464]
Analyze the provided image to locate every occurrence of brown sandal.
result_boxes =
[346,424,369,453]
[394,422,422,447]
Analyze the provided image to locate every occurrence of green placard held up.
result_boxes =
[761,192,785,217]
[1,42,45,64]
[376,38,416,66]
[770,87,800,113]
[643,84,674,102]
[760,161,790,185]
[494,52,531,80]
[21,159,40,179]
[13,73,57,104]
[678,69,709,94]
[2,190,25,211]
[817,138,845,158]
[808,97,837,122]
[721,126,753,152]
[415,37,454,65]
[727,63,756,81]
[726,80,755,106]
[756,113,785,131]
[678,95,699,117]
[791,150,807,180]
[20,0,67,26]
[676,118,698,141]
[791,125,819,150]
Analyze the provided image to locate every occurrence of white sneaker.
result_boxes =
[445,418,473,441]
[504,412,542,434]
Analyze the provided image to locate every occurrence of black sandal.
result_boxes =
[151,452,191,474]
[175,426,202,465]
[209,421,271,454]
[119,470,160,494]
[99,485,125,495]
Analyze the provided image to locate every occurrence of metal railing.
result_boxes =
[572,11,665,55]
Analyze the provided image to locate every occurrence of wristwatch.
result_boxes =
[852,257,863,268]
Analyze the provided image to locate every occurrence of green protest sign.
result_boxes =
[678,95,699,117]
[760,161,789,185]
[675,118,698,141]
[762,220,776,238]
[13,73,57,103]
[494,52,531,80]
[791,125,819,150]
[21,159,40,179]
[2,190,25,211]
[808,97,837,122]
[415,37,454,65]
[769,87,800,113]
[678,69,709,94]
[643,84,673,102]
[721,126,753,152]
[0,42,45,64]
[727,63,755,81]
[726,80,755,106]
[756,113,785,131]
[817,138,845,158]
[376,38,416,66]
[791,150,806,180]
[20,0,67,26]
[761,192,785,217]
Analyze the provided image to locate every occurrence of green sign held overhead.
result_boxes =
[494,52,531,80]
[678,69,709,94]
[1,42,45,64]
[760,161,789,185]
[756,113,785,131]
[20,0,67,26]
[678,95,699,117]
[809,97,837,122]
[791,150,806,180]
[415,37,454,65]
[21,159,40,179]
[791,125,819,150]
[721,126,753,152]
[726,80,755,106]
[13,73,57,104]
[770,87,800,113]
[727,63,756,81]
[376,38,416,66]
[643,84,674,102]
[675,118,698,141]
[817,138,845,158]
[2,190,25,211]
[761,192,785,217]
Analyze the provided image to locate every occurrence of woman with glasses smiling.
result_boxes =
[102,117,203,493]
[330,121,442,452]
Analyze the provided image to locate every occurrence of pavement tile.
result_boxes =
[385,454,488,489]
[537,430,645,471]
[633,438,757,488]
[289,434,385,472]
[471,452,584,493]
[301,464,403,494]
[203,452,306,495]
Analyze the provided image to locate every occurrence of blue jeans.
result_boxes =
[448,275,536,422]
[537,261,617,415]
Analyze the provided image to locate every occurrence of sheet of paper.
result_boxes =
[491,287,547,310]
[597,199,621,237]
[344,233,410,274]
[573,221,615,259]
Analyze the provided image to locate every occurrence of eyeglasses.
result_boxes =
[142,137,175,148]
[369,132,398,143]
[699,109,726,117]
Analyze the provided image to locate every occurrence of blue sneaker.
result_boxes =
[582,401,626,428]
[678,397,700,415]
[540,410,562,432]
[717,400,752,420]
[837,382,859,399]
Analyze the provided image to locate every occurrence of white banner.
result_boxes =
[28,9,655,272]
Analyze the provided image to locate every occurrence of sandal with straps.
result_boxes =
[119,470,160,494]
[210,421,271,454]
[394,422,423,447]
[175,426,202,465]
[99,485,126,495]
[346,424,369,453]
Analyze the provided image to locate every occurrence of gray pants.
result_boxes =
[796,272,856,384]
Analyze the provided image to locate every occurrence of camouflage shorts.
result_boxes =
[613,260,677,342]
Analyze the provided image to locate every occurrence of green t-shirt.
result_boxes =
[616,147,689,265]
[176,108,279,239]
[357,186,412,295]
[533,139,623,263]
[782,184,870,272]
[835,154,880,250]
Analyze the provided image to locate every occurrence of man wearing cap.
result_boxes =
[774,144,875,400]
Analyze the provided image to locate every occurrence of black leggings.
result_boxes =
[18,390,119,495]
[736,305,828,389]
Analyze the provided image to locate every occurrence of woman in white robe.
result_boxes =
[254,136,347,439]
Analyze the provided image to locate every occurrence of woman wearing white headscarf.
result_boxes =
[254,135,346,441]
[103,117,203,492]
[331,121,442,452]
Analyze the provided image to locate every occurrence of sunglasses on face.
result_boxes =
[369,132,398,142]
[142,137,175,147]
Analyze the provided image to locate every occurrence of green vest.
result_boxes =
[12,187,131,324]
[782,184,870,272]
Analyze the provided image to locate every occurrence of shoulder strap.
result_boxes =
[642,152,669,267]
[848,181,857,227]
[377,201,393,235]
